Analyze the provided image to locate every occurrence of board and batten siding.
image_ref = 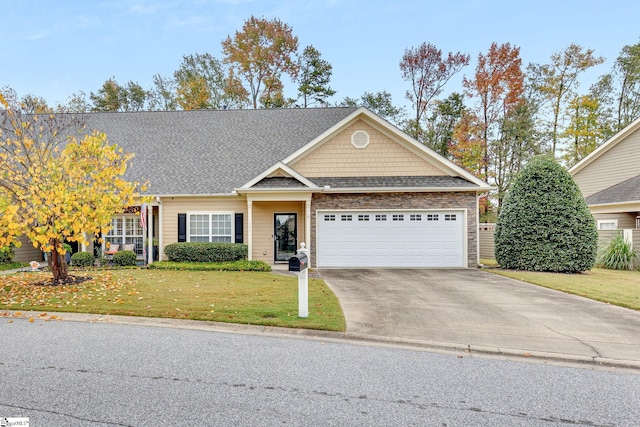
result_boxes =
[572,127,640,197]
[160,197,247,260]
[291,119,446,178]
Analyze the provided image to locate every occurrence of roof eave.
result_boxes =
[587,200,640,214]
[320,186,493,193]
[235,187,320,194]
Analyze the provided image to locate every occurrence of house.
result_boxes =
[14,107,492,268]
[569,116,640,233]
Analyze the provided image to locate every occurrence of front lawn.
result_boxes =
[0,269,346,331]
[0,262,27,272]
[486,267,640,311]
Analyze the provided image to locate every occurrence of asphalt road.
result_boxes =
[1,317,639,426]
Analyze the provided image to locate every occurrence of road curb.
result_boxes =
[4,310,639,372]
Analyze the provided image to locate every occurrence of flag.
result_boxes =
[140,204,147,230]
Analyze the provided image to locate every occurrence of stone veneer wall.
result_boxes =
[310,192,479,268]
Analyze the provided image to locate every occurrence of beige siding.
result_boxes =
[160,197,247,260]
[291,119,446,177]
[573,128,640,197]
[593,213,638,229]
[12,235,45,263]
[479,223,496,260]
[252,201,305,263]
[598,229,640,251]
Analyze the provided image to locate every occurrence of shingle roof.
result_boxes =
[585,174,640,205]
[81,108,357,195]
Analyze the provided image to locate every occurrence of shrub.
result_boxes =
[71,252,95,267]
[0,246,15,264]
[164,242,248,263]
[495,156,598,273]
[149,260,271,272]
[113,250,137,266]
[597,232,640,271]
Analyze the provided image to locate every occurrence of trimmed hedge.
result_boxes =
[495,156,598,273]
[71,252,95,267]
[113,250,137,266]
[164,242,248,263]
[149,260,271,272]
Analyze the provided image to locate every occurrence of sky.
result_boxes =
[3,0,640,112]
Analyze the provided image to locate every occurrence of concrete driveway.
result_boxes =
[320,269,640,367]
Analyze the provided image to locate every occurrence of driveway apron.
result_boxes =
[320,268,640,365]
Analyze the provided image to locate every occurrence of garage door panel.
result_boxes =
[317,210,465,268]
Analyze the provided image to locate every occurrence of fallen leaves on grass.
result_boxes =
[1,271,137,309]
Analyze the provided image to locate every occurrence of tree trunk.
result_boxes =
[49,239,69,283]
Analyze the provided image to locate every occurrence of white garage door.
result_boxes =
[317,210,465,268]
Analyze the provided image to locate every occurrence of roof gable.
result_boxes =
[283,107,491,189]
[570,115,640,175]
[240,162,319,191]
[569,116,640,198]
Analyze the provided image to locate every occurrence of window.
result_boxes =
[351,130,370,149]
[445,214,457,221]
[426,214,439,221]
[392,214,404,221]
[597,220,618,230]
[106,215,144,255]
[375,214,387,221]
[341,214,353,221]
[358,214,370,221]
[324,214,336,221]
[188,213,233,242]
[410,214,422,221]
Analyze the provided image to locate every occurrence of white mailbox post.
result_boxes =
[288,242,309,318]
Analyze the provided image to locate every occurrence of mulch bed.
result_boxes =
[33,275,93,286]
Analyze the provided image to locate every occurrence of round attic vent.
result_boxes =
[351,130,370,149]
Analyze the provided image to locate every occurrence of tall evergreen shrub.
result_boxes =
[495,156,597,272]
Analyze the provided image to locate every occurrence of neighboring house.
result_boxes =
[569,116,640,232]
[14,107,492,268]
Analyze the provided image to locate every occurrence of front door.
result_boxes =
[274,213,297,262]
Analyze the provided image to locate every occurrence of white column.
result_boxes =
[247,200,253,261]
[147,206,154,265]
[158,201,163,261]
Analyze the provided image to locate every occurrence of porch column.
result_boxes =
[158,201,163,261]
[305,199,311,256]
[147,207,154,265]
[247,200,253,261]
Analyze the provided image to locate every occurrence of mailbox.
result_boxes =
[288,252,308,272]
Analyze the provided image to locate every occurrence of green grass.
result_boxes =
[0,269,346,331]
[0,262,28,272]
[486,266,640,311]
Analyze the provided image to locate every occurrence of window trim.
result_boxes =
[105,214,144,255]
[597,219,618,230]
[186,211,234,243]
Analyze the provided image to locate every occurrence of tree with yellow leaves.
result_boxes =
[0,91,143,283]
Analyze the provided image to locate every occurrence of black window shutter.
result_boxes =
[178,213,187,242]
[235,213,244,243]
